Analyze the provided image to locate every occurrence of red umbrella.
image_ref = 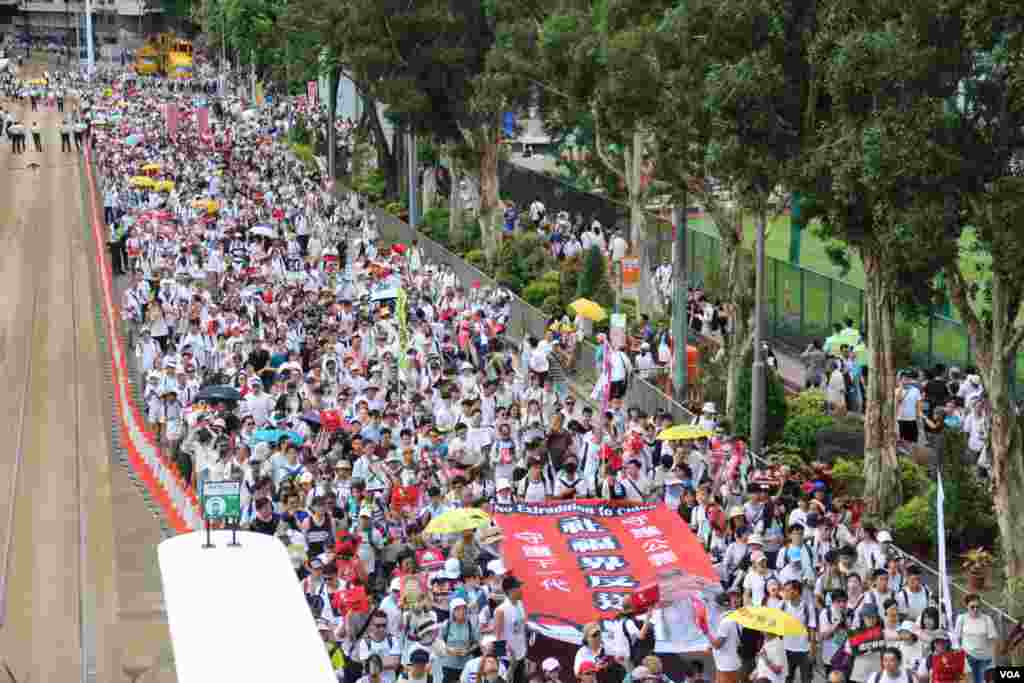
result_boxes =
[391,243,407,255]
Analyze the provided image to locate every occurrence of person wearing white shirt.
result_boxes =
[708,592,743,682]
[780,580,817,683]
[754,633,788,683]
[610,233,628,263]
[953,596,998,683]
[608,346,632,400]
[527,337,550,384]
[896,567,932,622]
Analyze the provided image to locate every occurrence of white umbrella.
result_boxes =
[250,225,277,239]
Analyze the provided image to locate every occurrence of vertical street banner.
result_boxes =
[494,500,718,645]
[165,103,179,138]
[936,474,955,626]
[197,106,210,139]
[307,80,318,108]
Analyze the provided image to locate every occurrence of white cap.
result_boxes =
[443,557,461,580]
[877,530,893,543]
[487,559,507,576]
[542,658,560,672]
[390,577,402,592]
[898,621,916,633]
[481,635,497,647]
[449,597,468,611]
[496,477,512,491]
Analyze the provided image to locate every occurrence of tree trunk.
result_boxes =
[365,97,398,199]
[987,355,1024,658]
[861,248,903,518]
[395,129,407,203]
[720,235,752,429]
[326,68,340,185]
[447,149,461,242]
[422,165,437,211]
[478,122,501,258]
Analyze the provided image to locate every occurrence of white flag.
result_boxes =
[936,473,955,627]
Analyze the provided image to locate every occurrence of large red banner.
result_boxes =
[494,500,718,644]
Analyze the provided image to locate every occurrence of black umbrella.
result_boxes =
[195,385,242,402]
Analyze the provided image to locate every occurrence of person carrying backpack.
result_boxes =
[868,648,915,683]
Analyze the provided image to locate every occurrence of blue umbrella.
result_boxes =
[125,134,142,146]
[300,412,321,427]
[252,428,304,446]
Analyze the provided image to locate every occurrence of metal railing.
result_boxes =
[373,208,695,422]
[894,547,1019,665]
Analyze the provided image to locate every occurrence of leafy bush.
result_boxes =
[522,280,560,308]
[782,413,836,459]
[764,442,808,471]
[576,246,614,309]
[288,142,317,172]
[495,233,551,293]
[899,459,931,499]
[734,349,788,446]
[929,430,998,551]
[788,389,828,419]
[542,294,564,317]
[384,201,403,217]
[450,218,482,255]
[541,270,562,285]
[465,250,487,269]
[891,495,932,550]
[287,118,312,146]
[353,169,387,204]
[420,207,451,245]
[696,338,727,412]
[831,456,865,497]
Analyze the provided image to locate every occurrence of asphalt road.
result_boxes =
[0,65,119,683]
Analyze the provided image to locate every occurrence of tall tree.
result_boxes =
[652,0,816,430]
[930,1,1024,627]
[799,0,974,517]
[492,0,666,310]
[300,0,520,256]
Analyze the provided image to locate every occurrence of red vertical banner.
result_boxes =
[165,103,179,138]
[307,80,318,107]
[197,106,210,138]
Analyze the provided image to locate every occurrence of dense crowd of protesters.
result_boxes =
[24,48,1015,683]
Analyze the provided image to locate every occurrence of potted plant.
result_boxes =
[961,547,995,592]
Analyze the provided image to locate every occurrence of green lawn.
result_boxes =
[680,213,1005,373]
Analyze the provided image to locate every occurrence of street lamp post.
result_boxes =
[750,209,768,453]
[671,202,689,405]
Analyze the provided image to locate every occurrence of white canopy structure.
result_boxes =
[158,530,335,683]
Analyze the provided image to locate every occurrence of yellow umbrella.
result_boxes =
[569,298,608,322]
[141,163,162,172]
[154,180,176,192]
[424,508,492,535]
[656,424,713,441]
[191,198,220,214]
[724,607,808,637]
[129,175,155,188]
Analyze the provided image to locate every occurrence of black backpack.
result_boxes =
[624,617,655,665]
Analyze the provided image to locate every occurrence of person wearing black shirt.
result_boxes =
[248,497,279,535]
